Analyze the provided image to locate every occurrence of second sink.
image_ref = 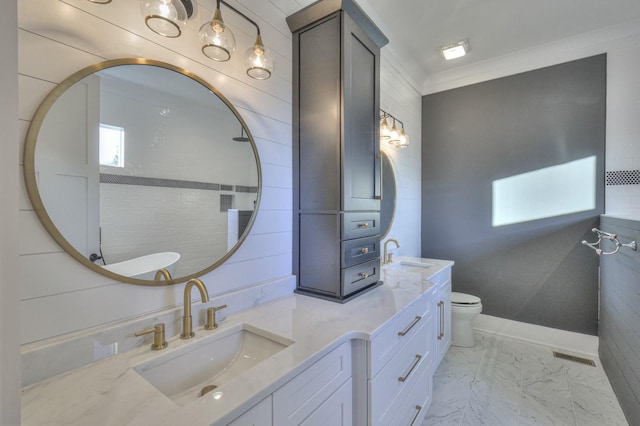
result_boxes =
[134,323,293,406]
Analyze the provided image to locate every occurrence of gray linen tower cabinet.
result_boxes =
[287,0,389,302]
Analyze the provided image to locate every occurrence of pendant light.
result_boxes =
[199,0,236,61]
[245,34,275,80]
[139,0,192,38]
[388,119,400,145]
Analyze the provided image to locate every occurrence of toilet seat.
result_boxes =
[451,292,481,306]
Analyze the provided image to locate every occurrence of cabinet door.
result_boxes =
[342,13,380,212]
[300,378,352,426]
[227,396,272,426]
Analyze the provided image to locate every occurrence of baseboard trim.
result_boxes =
[473,314,599,357]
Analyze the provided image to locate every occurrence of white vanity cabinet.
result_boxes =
[272,341,352,425]
[227,396,273,426]
[368,294,435,426]
[432,269,452,367]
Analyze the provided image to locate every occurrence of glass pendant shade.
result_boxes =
[397,128,409,148]
[200,8,236,61]
[245,35,274,80]
[140,0,188,38]
[380,117,391,139]
[388,121,400,144]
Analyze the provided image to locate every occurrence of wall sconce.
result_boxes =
[199,0,274,79]
[380,109,409,148]
[93,0,274,79]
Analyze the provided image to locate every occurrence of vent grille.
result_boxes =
[553,351,596,367]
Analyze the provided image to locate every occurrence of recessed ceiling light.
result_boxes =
[441,39,471,61]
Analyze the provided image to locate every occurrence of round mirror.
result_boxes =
[24,58,261,285]
[380,151,397,239]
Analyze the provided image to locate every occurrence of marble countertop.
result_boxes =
[21,257,453,426]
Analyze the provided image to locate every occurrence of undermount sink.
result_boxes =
[134,323,293,406]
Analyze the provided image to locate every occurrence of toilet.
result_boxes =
[451,292,482,347]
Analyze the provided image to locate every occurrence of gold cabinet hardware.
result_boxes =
[360,247,369,254]
[135,323,168,350]
[205,304,228,330]
[359,272,369,279]
[398,354,422,382]
[410,405,423,426]
[398,315,422,336]
[375,195,382,200]
[358,222,369,228]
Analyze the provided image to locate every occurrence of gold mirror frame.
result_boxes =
[24,58,262,286]
[380,150,397,240]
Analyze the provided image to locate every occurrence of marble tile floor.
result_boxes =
[422,332,628,426]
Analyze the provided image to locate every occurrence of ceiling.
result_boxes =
[346,0,640,93]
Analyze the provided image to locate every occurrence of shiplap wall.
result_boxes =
[17,0,423,345]
[2,1,21,423]
[599,216,640,424]
[379,52,422,256]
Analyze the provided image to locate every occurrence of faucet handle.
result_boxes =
[205,305,228,330]
[135,323,168,350]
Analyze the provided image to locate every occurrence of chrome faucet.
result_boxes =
[180,278,210,339]
[383,238,400,265]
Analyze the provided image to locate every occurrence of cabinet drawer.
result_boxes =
[369,295,430,377]
[370,313,433,425]
[342,212,380,240]
[341,235,380,267]
[388,359,433,426]
[273,342,351,425]
[342,258,380,296]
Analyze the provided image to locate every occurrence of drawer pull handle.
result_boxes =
[398,354,422,382]
[409,405,423,426]
[360,272,369,279]
[398,315,422,336]
[358,222,369,228]
[438,301,445,339]
[361,247,369,254]
[437,301,442,340]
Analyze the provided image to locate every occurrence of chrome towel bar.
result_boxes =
[582,228,637,256]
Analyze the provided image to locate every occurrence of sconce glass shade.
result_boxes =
[245,35,274,80]
[200,8,236,61]
[140,0,188,38]
[396,128,409,148]
[380,117,391,139]
[388,121,400,144]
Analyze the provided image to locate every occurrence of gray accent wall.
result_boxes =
[421,55,606,335]
[599,215,640,424]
